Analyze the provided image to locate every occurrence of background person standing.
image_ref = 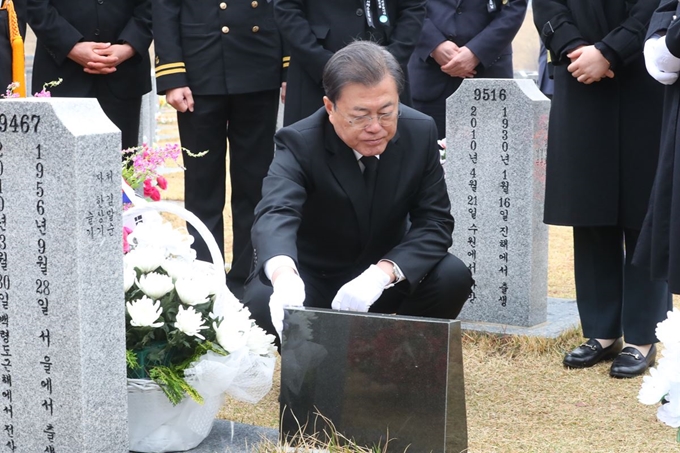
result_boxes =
[27,0,152,149]
[534,0,672,378]
[153,0,288,300]
[274,0,426,126]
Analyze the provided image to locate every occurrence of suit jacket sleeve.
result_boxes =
[533,0,587,65]
[384,0,427,68]
[152,0,188,94]
[251,127,309,279]
[382,119,454,287]
[26,0,83,65]
[119,0,152,59]
[598,0,659,67]
[465,0,527,68]
[273,0,334,86]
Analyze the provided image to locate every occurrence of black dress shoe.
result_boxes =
[563,338,623,368]
[610,344,657,378]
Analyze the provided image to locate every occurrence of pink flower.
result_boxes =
[123,227,133,253]
[143,180,161,201]
[156,175,168,190]
[33,90,52,98]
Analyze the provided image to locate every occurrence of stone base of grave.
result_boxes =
[181,420,278,453]
[460,297,580,338]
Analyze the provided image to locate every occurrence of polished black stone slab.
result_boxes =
[280,308,467,453]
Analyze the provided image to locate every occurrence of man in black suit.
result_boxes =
[153,0,288,300]
[27,0,152,149]
[408,0,527,139]
[243,41,473,341]
[274,0,426,126]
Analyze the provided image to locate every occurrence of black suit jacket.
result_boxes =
[408,0,527,102]
[153,0,287,96]
[274,0,426,125]
[251,105,454,291]
[27,0,151,99]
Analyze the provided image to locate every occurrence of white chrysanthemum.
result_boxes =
[656,311,680,349]
[213,318,250,353]
[124,264,136,293]
[136,272,175,300]
[161,258,193,282]
[658,385,680,428]
[175,278,211,306]
[174,305,208,340]
[247,325,277,357]
[639,367,672,405]
[128,220,195,259]
[126,296,164,328]
[124,247,165,273]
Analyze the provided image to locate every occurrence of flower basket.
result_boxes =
[123,201,276,452]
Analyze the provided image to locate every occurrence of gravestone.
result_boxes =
[445,79,551,328]
[280,308,467,453]
[0,98,126,452]
[137,75,157,146]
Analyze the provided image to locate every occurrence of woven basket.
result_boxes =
[124,200,230,452]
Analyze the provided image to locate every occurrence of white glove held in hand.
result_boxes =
[331,265,391,312]
[645,36,680,85]
[269,272,305,337]
[654,36,680,73]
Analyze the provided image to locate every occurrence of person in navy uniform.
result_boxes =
[274,0,426,126]
[153,0,288,300]
[408,0,527,139]
[27,0,151,148]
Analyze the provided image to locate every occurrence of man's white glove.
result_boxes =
[269,272,305,338]
[645,36,680,85]
[331,265,391,312]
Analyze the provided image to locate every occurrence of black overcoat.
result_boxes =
[636,0,680,293]
[27,0,151,99]
[274,0,426,126]
[533,0,664,228]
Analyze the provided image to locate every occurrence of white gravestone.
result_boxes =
[446,79,550,327]
[0,98,127,452]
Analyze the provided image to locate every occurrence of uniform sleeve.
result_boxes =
[152,0,188,94]
[533,0,587,65]
[118,0,152,59]
[26,0,83,64]
[414,17,447,62]
[273,0,334,85]
[465,0,528,68]
[599,0,660,67]
[384,0,427,68]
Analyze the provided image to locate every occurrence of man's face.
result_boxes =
[324,76,399,157]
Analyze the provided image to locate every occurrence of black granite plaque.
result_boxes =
[280,308,467,453]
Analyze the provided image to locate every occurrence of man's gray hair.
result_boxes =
[322,40,404,104]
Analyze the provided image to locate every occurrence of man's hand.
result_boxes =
[68,42,118,73]
[431,41,459,67]
[269,267,305,337]
[84,43,136,74]
[567,45,614,84]
[440,46,479,79]
[166,86,195,113]
[281,81,287,104]
[331,265,390,312]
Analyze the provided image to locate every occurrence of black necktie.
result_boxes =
[361,156,378,200]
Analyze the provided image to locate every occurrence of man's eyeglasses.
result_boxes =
[333,107,401,129]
